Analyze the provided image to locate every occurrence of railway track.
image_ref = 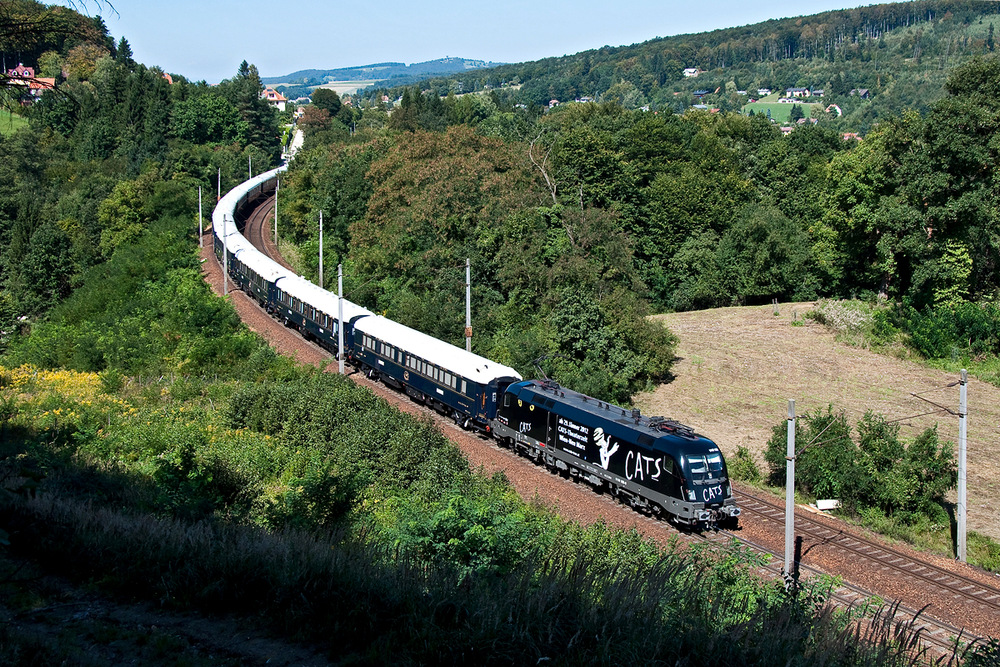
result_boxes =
[232,196,996,661]
[722,491,993,657]
[736,488,1000,618]
[240,193,293,271]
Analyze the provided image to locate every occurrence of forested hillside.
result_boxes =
[372,0,1000,132]
[282,48,1000,401]
[0,0,282,343]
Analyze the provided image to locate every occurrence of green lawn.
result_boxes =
[742,101,824,124]
[0,108,29,136]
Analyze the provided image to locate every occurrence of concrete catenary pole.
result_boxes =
[319,211,324,289]
[198,186,203,248]
[217,167,221,202]
[784,399,796,587]
[274,179,279,245]
[338,264,345,375]
[958,369,968,562]
[465,258,472,352]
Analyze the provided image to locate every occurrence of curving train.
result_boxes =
[213,167,740,529]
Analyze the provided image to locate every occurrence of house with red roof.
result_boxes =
[262,88,288,111]
[8,63,34,78]
[5,63,54,104]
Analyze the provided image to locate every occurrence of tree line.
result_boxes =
[367,1,1000,133]
[279,54,1000,402]
[1,0,284,342]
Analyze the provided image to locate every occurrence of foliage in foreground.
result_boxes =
[1,359,993,664]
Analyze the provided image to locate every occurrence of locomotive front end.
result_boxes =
[681,450,741,528]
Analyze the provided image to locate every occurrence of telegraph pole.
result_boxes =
[338,264,345,375]
[784,399,796,587]
[319,211,324,289]
[465,257,472,352]
[957,369,968,562]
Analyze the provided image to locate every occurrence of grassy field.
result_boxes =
[314,80,381,95]
[0,109,28,136]
[266,80,382,96]
[742,93,826,123]
[639,302,1000,549]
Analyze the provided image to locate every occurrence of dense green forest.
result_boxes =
[2,0,1000,663]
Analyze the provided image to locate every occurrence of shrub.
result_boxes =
[729,445,762,484]
[765,408,956,522]
[805,299,883,348]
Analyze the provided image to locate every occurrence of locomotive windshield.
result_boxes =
[684,452,725,484]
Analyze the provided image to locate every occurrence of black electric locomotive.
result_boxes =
[492,379,740,528]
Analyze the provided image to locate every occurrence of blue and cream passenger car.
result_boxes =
[352,315,521,430]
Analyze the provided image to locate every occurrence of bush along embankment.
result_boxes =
[805,299,1000,388]
[762,406,1000,573]
[795,299,1000,571]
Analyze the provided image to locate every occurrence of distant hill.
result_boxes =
[374,0,1000,132]
[262,57,505,86]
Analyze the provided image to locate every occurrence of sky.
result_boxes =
[70,0,898,84]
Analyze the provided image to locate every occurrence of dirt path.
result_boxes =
[637,303,1000,542]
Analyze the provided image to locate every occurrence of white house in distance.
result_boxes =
[683,68,700,77]
[262,88,288,112]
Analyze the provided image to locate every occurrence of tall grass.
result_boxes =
[1,486,979,665]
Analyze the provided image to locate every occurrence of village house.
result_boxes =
[8,63,34,78]
[262,88,288,111]
[6,63,54,104]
